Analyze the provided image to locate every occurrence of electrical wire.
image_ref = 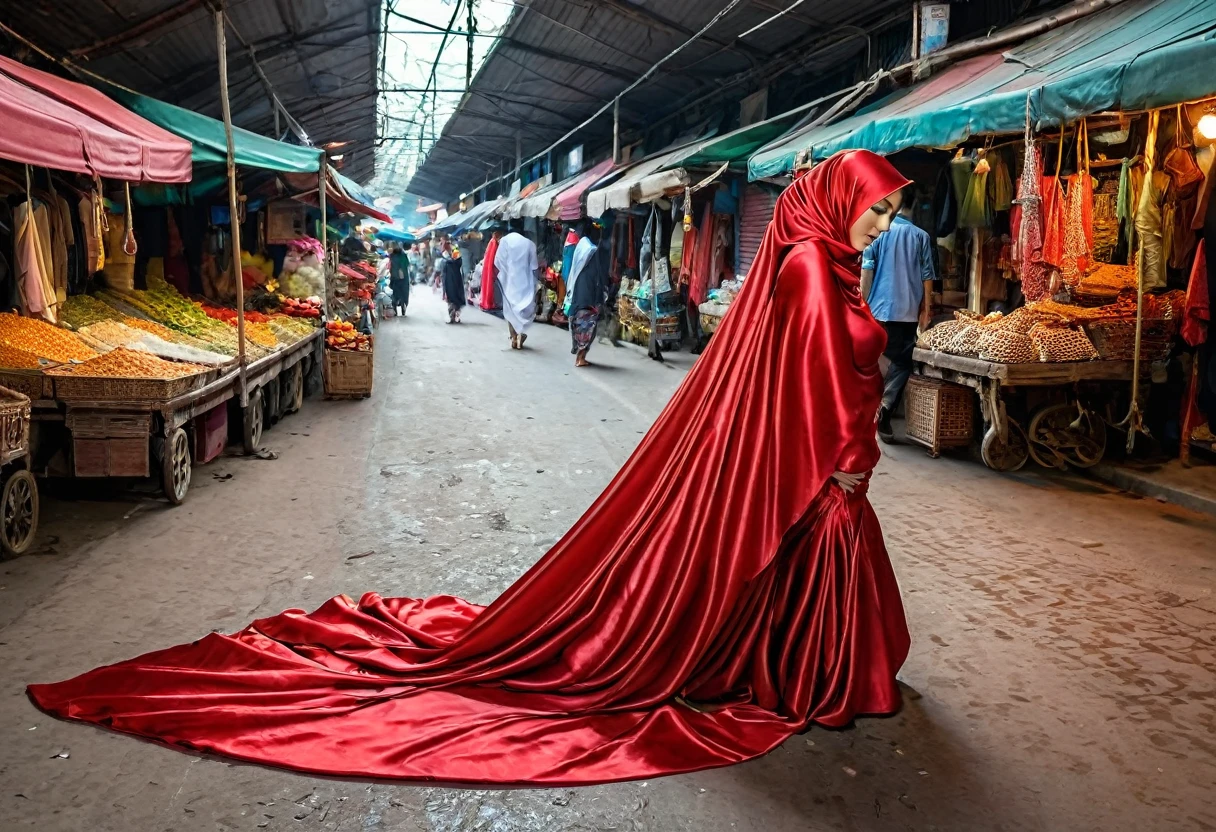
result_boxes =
[513,0,749,173]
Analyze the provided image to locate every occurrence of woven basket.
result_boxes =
[1083,318,1178,361]
[904,376,974,457]
[323,347,373,399]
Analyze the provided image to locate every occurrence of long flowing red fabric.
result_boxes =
[29,151,912,786]
[478,235,500,311]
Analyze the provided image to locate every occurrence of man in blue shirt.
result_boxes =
[861,184,935,443]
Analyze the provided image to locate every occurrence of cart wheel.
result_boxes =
[981,419,1029,472]
[162,428,191,505]
[242,388,264,454]
[265,378,282,425]
[1028,403,1106,469]
[287,363,304,413]
[1,470,38,555]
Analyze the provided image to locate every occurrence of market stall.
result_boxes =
[744,0,1216,475]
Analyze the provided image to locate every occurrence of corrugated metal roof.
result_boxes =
[1,0,380,183]
[406,0,910,200]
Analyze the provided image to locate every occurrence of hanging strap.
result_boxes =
[122,181,137,257]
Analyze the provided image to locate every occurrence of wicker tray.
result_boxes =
[1083,318,1178,361]
[0,384,31,463]
[48,368,215,403]
[904,376,974,457]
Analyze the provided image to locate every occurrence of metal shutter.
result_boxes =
[738,184,778,277]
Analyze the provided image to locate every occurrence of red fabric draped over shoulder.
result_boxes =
[28,151,912,786]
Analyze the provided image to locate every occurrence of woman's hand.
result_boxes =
[831,471,865,494]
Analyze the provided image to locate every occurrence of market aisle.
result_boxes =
[1,289,1213,831]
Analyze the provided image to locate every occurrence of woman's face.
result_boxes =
[848,190,903,252]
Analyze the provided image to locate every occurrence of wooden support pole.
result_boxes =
[215,4,247,406]
[613,97,621,165]
[319,151,328,311]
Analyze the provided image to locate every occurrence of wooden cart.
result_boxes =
[49,331,321,504]
[0,385,37,555]
[912,348,1136,472]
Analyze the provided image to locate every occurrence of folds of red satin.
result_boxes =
[479,236,500,311]
[28,150,912,786]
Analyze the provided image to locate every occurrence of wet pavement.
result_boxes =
[1,289,1213,831]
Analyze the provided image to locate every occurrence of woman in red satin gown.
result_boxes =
[29,150,912,786]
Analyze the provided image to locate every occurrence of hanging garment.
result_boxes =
[688,201,714,304]
[1059,174,1094,287]
[987,149,1014,213]
[1136,171,1171,292]
[28,150,912,787]
[958,156,989,228]
[14,201,56,321]
[1012,140,1051,301]
[479,235,501,311]
[78,191,105,273]
[1183,245,1208,347]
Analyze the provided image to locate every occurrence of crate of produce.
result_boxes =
[323,347,373,399]
[47,348,215,402]
[904,375,975,457]
[1083,318,1178,362]
[0,385,31,464]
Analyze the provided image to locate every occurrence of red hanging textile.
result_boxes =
[1183,245,1208,347]
[28,151,912,787]
[479,235,500,311]
[1012,140,1050,301]
[689,201,715,304]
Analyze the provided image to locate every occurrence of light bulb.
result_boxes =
[1199,113,1216,140]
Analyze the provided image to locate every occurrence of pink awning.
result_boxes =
[0,57,192,182]
[555,159,616,221]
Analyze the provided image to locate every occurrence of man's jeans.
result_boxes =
[881,321,919,413]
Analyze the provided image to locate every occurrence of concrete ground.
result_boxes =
[1,288,1213,832]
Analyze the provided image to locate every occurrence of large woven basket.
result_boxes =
[1083,318,1178,361]
[904,376,974,457]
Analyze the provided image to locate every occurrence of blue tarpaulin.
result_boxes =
[750,0,1216,179]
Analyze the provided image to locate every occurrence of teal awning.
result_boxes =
[750,0,1216,179]
[110,89,322,174]
[677,109,811,168]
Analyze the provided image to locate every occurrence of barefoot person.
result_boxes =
[497,220,539,349]
[564,222,609,367]
[29,151,912,787]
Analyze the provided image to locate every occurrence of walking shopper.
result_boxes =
[30,151,912,788]
[860,184,934,443]
[479,225,503,311]
[497,220,539,349]
[388,244,410,317]
[440,246,466,324]
[564,223,609,367]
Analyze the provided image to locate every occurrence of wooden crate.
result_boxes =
[323,348,373,399]
[68,412,151,477]
[904,375,974,457]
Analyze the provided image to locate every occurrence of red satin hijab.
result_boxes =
[29,150,911,786]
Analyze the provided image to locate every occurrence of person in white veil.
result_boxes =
[497,220,540,350]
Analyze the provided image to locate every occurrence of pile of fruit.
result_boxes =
[60,295,123,329]
[0,313,98,363]
[325,320,370,352]
[79,320,145,348]
[0,343,50,370]
[101,277,269,357]
[282,297,322,318]
[48,347,206,379]
[199,303,271,325]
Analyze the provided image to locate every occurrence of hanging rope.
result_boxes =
[1116,109,1159,450]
